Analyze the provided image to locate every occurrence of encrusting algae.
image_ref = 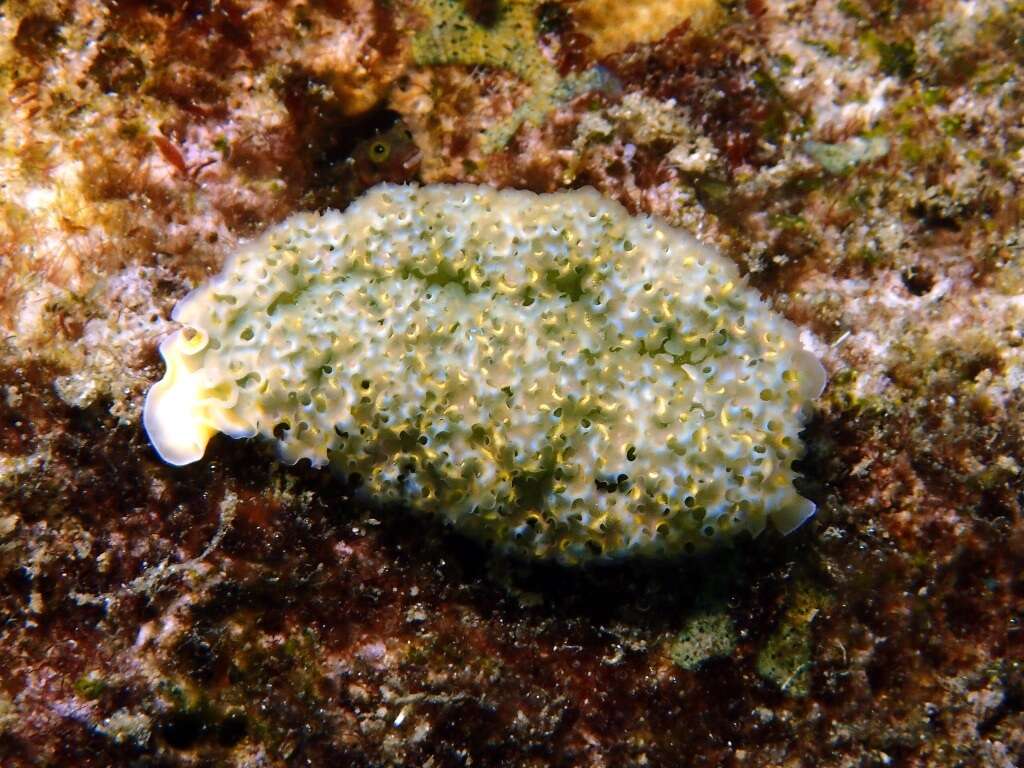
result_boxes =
[144,184,826,563]
[410,0,615,152]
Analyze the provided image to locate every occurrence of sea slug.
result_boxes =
[144,184,826,563]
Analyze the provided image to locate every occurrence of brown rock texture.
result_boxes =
[1,1,1021,766]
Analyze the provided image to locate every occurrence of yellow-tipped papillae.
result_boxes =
[144,184,826,563]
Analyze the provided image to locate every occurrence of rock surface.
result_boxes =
[1,1,1022,766]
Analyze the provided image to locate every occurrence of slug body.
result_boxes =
[145,184,826,563]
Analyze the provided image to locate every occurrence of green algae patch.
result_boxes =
[804,137,890,175]
[668,608,737,671]
[75,671,110,700]
[412,0,550,84]
[411,0,611,151]
[756,581,833,697]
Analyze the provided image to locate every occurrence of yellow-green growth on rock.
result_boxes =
[668,608,737,670]
[756,582,832,697]
[411,0,608,151]
[411,0,550,83]
[145,184,826,564]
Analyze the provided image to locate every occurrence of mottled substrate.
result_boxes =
[410,0,615,152]
[1,1,1023,767]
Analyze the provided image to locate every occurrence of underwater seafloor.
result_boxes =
[1,1,1022,766]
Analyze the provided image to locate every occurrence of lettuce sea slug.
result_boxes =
[144,184,826,563]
